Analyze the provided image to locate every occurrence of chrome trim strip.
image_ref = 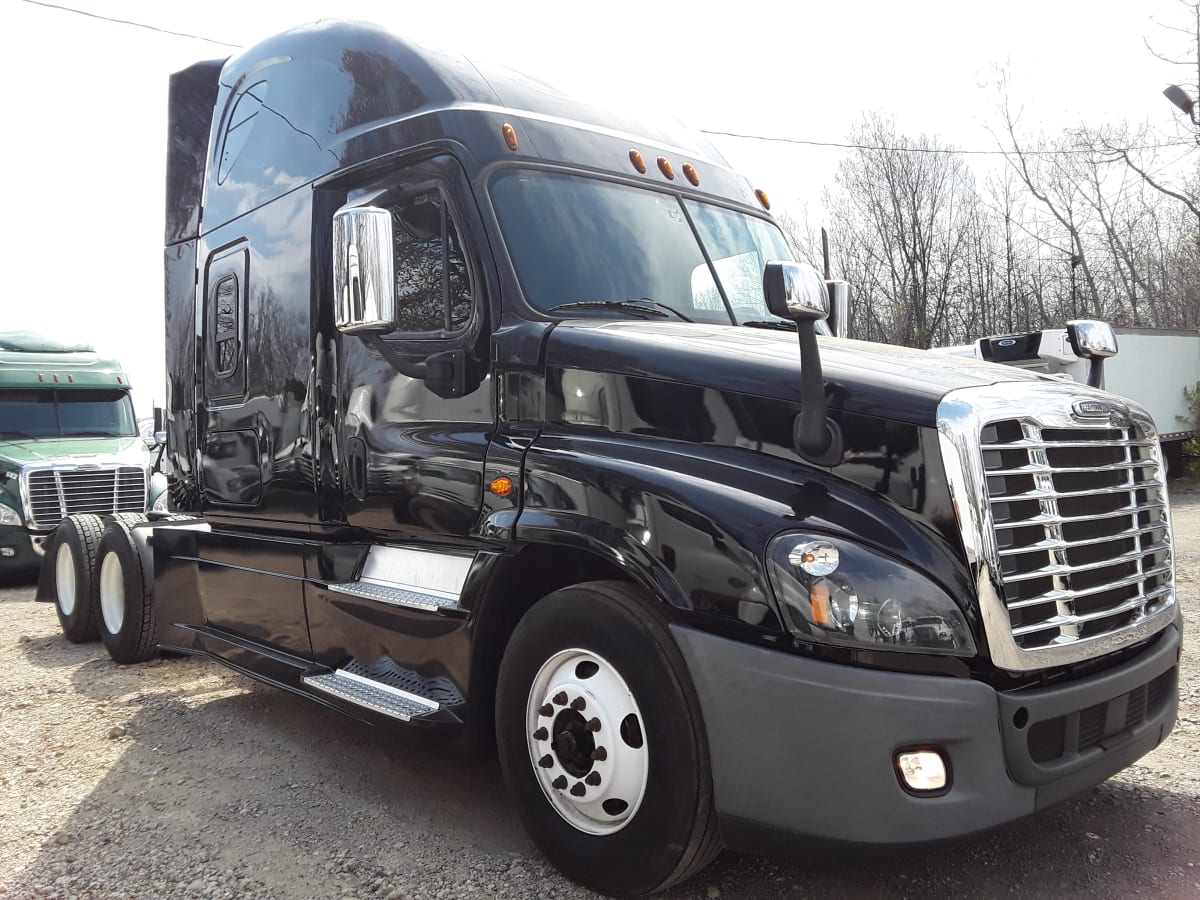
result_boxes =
[938,381,1177,672]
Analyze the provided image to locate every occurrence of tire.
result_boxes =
[495,581,721,897]
[96,519,159,664]
[51,514,106,643]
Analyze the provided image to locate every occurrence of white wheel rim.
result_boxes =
[525,648,649,835]
[99,552,125,635]
[55,542,76,616]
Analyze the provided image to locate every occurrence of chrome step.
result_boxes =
[303,668,440,721]
[325,580,464,614]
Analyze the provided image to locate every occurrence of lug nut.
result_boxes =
[533,727,549,741]
[585,772,601,786]
[552,775,567,790]
[553,691,568,706]
[539,704,553,717]
[591,747,607,761]
[570,782,586,797]
[570,697,586,711]
[538,754,554,768]
[585,717,601,732]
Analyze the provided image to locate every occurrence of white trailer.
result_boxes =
[935,326,1200,476]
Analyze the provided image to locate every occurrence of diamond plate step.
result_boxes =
[326,580,464,614]
[302,668,440,721]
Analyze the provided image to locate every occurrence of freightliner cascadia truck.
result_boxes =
[0,332,167,588]
[40,21,1180,896]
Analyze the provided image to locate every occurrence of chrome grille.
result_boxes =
[24,466,147,529]
[937,382,1177,672]
[982,421,1173,651]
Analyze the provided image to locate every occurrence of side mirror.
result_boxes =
[1066,320,1118,390]
[1065,320,1118,359]
[824,280,850,338]
[332,205,396,333]
[763,261,829,322]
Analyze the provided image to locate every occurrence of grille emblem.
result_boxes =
[1072,400,1111,418]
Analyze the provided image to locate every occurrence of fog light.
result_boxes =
[895,750,947,792]
[0,547,14,557]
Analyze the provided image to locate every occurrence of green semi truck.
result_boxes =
[0,332,167,580]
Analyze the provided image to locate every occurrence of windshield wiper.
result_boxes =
[68,431,124,437]
[0,432,34,439]
[740,319,797,331]
[547,298,693,322]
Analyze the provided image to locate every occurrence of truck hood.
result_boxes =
[0,436,148,468]
[545,320,1053,427]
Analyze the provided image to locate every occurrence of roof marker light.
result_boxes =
[502,123,519,152]
[682,163,700,186]
[117,376,124,384]
[53,374,60,383]
[657,156,675,180]
[629,149,647,173]
[67,374,74,383]
[755,189,770,210]
[38,374,44,382]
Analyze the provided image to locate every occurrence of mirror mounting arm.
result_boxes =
[794,321,843,466]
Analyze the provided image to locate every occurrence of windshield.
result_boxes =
[490,170,831,334]
[0,389,137,439]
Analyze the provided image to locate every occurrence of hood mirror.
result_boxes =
[763,261,842,467]
[764,261,829,322]
[1066,320,1118,389]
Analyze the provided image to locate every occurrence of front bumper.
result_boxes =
[671,621,1179,850]
[0,524,43,575]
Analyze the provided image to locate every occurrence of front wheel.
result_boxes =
[495,581,721,896]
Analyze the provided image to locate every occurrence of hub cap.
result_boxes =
[525,648,649,835]
[55,542,76,616]
[99,552,125,635]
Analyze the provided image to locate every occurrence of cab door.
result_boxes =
[331,154,494,540]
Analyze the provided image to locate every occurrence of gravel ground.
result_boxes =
[1,495,1197,900]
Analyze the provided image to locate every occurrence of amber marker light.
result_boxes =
[657,156,675,180]
[53,374,60,383]
[490,476,515,498]
[502,123,519,152]
[629,149,647,173]
[682,163,699,186]
[755,188,770,210]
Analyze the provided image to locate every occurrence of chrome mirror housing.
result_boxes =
[763,261,829,323]
[1066,320,1118,360]
[333,205,396,334]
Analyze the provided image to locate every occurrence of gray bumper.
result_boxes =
[671,622,1179,849]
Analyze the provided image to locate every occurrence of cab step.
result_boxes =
[302,658,464,722]
[325,580,464,615]
[323,545,472,617]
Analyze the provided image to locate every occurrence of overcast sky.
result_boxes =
[2,0,1193,415]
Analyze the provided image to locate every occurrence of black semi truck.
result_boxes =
[41,20,1180,897]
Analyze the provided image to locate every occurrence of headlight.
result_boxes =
[0,504,21,526]
[767,533,976,657]
[150,492,170,513]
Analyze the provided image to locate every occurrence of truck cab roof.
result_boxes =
[0,331,131,388]
[170,19,764,243]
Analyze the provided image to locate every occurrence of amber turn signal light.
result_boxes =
[490,476,515,498]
